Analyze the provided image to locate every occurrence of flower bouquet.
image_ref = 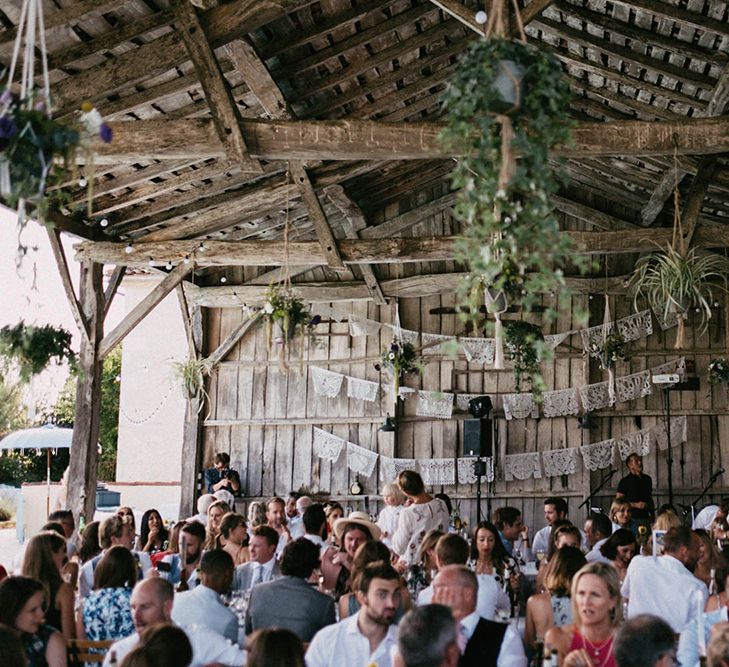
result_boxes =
[709,358,729,386]
[592,331,629,371]
[375,340,424,404]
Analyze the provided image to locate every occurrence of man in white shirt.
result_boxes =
[302,503,328,553]
[290,495,311,539]
[532,497,569,557]
[266,496,291,557]
[432,565,527,667]
[307,562,402,667]
[158,520,206,590]
[186,494,215,526]
[394,604,460,667]
[621,526,707,632]
[584,512,612,563]
[233,525,280,592]
[103,578,244,667]
[79,514,151,598]
[172,549,238,643]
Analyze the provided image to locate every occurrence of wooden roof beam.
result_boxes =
[682,156,720,248]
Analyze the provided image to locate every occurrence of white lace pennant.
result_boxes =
[617,309,653,342]
[580,439,615,471]
[455,393,485,412]
[504,452,542,481]
[542,447,579,477]
[313,427,345,463]
[379,456,417,482]
[398,386,417,400]
[457,457,494,483]
[346,442,379,477]
[315,304,348,322]
[460,337,495,365]
[654,415,688,451]
[578,380,616,412]
[422,332,455,355]
[544,331,574,349]
[615,370,652,403]
[416,391,454,419]
[542,388,580,418]
[616,428,652,460]
[347,376,380,402]
[310,367,344,398]
[651,357,686,385]
[502,393,539,420]
[653,307,679,330]
[581,322,614,357]
[418,458,456,485]
[348,314,381,337]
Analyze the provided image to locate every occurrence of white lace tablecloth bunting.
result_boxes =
[460,337,495,365]
[651,357,686,385]
[457,457,495,484]
[544,331,574,350]
[578,380,615,412]
[384,324,420,346]
[615,370,652,403]
[348,314,381,337]
[542,447,579,477]
[616,428,652,460]
[542,388,580,418]
[419,458,456,485]
[580,439,615,471]
[346,442,379,477]
[422,332,455,355]
[503,393,539,420]
[455,393,486,412]
[380,455,417,482]
[504,452,542,481]
[313,427,345,463]
[347,376,380,402]
[653,308,679,330]
[310,367,344,398]
[617,309,653,342]
[581,322,614,357]
[416,391,454,419]
[654,415,688,450]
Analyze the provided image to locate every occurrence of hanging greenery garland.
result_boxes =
[504,320,544,394]
[0,322,75,381]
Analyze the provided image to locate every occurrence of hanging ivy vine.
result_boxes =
[504,320,544,394]
[0,321,75,380]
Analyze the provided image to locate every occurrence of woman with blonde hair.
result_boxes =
[217,513,249,565]
[204,499,231,550]
[609,498,634,534]
[695,529,722,589]
[377,482,406,548]
[21,531,75,640]
[545,562,622,667]
[247,501,267,540]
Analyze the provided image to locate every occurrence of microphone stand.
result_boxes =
[579,468,618,513]
[689,470,724,511]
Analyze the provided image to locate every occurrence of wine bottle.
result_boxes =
[531,640,544,667]
[108,650,118,666]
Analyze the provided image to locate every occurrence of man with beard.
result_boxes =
[306,562,402,667]
[266,496,291,557]
[157,521,206,590]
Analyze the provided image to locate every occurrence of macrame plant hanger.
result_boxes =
[670,145,688,350]
[3,0,52,229]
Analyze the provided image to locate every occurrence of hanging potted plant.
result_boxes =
[708,358,729,386]
[374,339,425,406]
[171,355,212,403]
[0,322,75,381]
[504,320,544,394]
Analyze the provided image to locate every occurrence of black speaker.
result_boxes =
[463,418,493,457]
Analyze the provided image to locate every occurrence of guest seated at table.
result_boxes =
[136,509,169,555]
[706,549,729,611]
[708,623,729,667]
[525,546,586,652]
[247,628,305,667]
[609,498,635,535]
[470,520,510,582]
[157,520,206,591]
[0,576,66,667]
[266,496,292,557]
[246,502,267,541]
[323,502,344,546]
[204,500,231,551]
[187,494,215,527]
[151,520,185,567]
[407,529,444,599]
[76,520,101,564]
[302,503,328,551]
[78,545,136,642]
[172,550,238,644]
[394,604,460,667]
[117,507,137,539]
[217,513,249,566]
[245,538,335,642]
[615,614,676,667]
[584,513,612,563]
[599,528,638,587]
[119,624,193,667]
[233,525,280,593]
[21,530,75,639]
[0,622,28,667]
[536,522,581,593]
[545,562,621,667]
[340,540,412,621]
[695,529,722,589]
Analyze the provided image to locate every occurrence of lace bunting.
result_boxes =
[651,357,686,385]
[422,332,455,355]
[653,308,679,331]
[379,455,417,482]
[416,391,454,419]
[654,416,688,451]
[581,322,614,357]
[542,447,579,477]
[503,393,539,420]
[346,442,379,477]
[460,337,495,365]
[615,370,652,403]
[310,367,344,398]
[455,394,486,412]
[544,331,574,349]
[419,458,456,485]
[542,388,580,418]
[348,314,381,337]
[312,427,345,463]
[457,457,495,484]
[617,310,653,342]
[616,428,652,460]
[347,376,380,402]
[383,323,420,346]
[315,304,348,322]
[578,381,615,412]
[504,452,542,481]
[580,439,615,471]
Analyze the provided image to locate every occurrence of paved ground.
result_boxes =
[0,526,22,570]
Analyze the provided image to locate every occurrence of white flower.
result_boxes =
[389,353,396,360]
[263,302,274,314]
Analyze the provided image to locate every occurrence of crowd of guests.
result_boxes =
[5,454,729,666]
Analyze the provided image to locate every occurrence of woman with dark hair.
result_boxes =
[75,521,101,564]
[323,502,344,546]
[77,545,137,642]
[600,528,637,586]
[0,576,66,667]
[706,548,729,611]
[525,546,587,652]
[246,628,305,667]
[136,509,169,554]
[536,521,581,593]
[21,531,75,640]
[0,623,28,667]
[120,624,193,667]
[217,513,249,566]
[470,521,510,579]
[392,470,449,566]
[695,529,722,589]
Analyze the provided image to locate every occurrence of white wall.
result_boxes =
[115,274,188,488]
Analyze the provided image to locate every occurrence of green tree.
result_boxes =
[0,364,27,438]
[52,348,122,481]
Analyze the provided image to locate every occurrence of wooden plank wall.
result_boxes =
[199,199,729,535]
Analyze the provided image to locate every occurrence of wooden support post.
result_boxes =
[67,261,104,527]
[103,266,126,321]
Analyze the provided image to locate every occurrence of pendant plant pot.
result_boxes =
[490,60,525,114]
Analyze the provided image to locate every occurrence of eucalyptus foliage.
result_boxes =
[440,38,591,321]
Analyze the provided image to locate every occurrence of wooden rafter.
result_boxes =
[207,313,261,367]
[682,156,720,248]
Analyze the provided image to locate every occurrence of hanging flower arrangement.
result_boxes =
[374,340,424,403]
[504,320,544,394]
[591,330,629,371]
[0,321,75,381]
[708,358,729,386]
[171,355,212,404]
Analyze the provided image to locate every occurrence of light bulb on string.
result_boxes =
[99,218,109,228]
[220,276,227,283]
[148,257,155,267]
[125,243,133,254]
[165,261,173,270]
[79,177,88,187]
[183,256,190,264]
[475,9,487,24]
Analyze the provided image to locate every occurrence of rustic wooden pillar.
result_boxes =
[67,261,104,526]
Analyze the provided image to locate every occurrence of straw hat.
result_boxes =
[333,511,381,542]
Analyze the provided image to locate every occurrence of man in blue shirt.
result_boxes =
[204,452,242,496]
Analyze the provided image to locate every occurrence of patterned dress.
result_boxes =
[22,624,57,667]
[82,587,134,641]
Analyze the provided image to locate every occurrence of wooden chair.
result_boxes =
[67,638,114,664]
